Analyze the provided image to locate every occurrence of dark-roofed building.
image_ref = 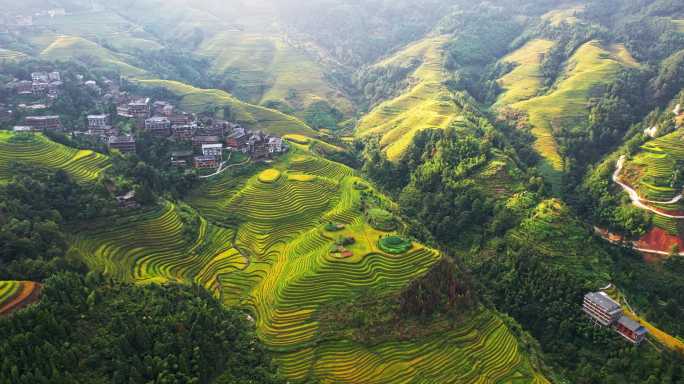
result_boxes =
[172,123,197,141]
[145,116,171,137]
[226,127,248,151]
[128,98,151,119]
[88,114,110,135]
[583,292,623,327]
[108,135,137,154]
[615,316,648,345]
[192,135,221,150]
[15,80,33,95]
[25,115,62,132]
[193,155,219,169]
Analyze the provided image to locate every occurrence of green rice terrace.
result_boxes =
[621,129,684,211]
[378,236,412,254]
[0,132,110,183]
[65,140,549,382]
[356,36,463,161]
[501,40,639,189]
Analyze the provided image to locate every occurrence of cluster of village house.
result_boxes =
[1,8,67,30]
[5,70,288,170]
[583,291,648,345]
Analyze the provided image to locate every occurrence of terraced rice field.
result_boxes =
[673,19,684,33]
[40,35,147,76]
[0,281,41,316]
[70,202,238,284]
[356,36,463,161]
[495,39,555,106]
[135,79,317,137]
[509,40,639,190]
[0,48,28,62]
[69,144,547,382]
[0,132,110,183]
[622,130,684,212]
[198,32,353,115]
[309,313,549,383]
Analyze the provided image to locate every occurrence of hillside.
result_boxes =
[356,36,463,161]
[501,40,639,188]
[198,32,354,118]
[0,132,109,183]
[66,140,549,383]
[134,79,318,137]
[40,35,147,76]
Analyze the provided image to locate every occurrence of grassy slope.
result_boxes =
[495,39,556,107]
[509,40,638,189]
[507,198,612,283]
[0,132,110,183]
[135,79,317,137]
[356,36,463,161]
[198,32,354,116]
[40,35,147,76]
[68,143,548,383]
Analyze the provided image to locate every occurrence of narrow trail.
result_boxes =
[199,153,250,180]
[613,155,684,219]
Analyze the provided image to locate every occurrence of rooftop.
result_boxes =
[109,135,136,144]
[585,292,621,313]
[617,316,648,334]
[194,155,217,161]
[26,115,60,120]
[88,114,108,119]
[146,116,170,122]
[202,143,223,149]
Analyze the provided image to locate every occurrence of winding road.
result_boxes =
[613,155,684,219]
[597,156,684,256]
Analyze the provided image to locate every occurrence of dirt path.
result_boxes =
[613,156,684,219]
[199,154,250,180]
[0,282,42,316]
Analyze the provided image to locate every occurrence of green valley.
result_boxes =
[2,0,684,383]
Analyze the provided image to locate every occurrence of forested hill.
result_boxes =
[2,0,684,383]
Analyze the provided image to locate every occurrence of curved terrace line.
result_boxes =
[613,155,684,219]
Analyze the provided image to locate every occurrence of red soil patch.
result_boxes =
[0,282,42,316]
[636,227,684,255]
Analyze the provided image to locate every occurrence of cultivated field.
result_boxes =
[0,132,110,183]
[0,281,41,316]
[68,142,547,382]
[622,130,684,212]
[356,36,463,161]
[198,32,353,115]
[495,39,555,106]
[135,79,317,137]
[509,40,639,189]
[40,35,147,76]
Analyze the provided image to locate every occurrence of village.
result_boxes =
[2,68,288,173]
